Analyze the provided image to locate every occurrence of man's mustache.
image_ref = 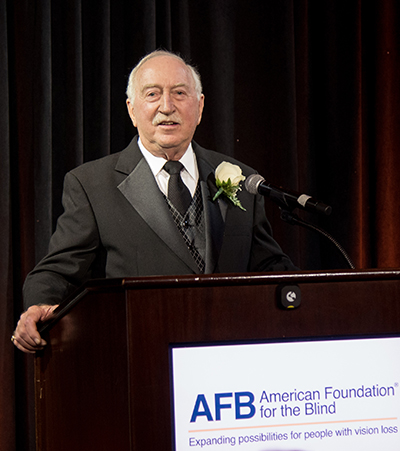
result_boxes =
[152,114,182,126]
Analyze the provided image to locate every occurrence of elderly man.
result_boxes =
[13,50,296,353]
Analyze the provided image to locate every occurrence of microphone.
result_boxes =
[245,174,332,216]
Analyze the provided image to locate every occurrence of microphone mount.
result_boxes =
[280,209,355,270]
[244,174,355,269]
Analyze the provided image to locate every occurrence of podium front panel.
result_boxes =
[34,271,400,450]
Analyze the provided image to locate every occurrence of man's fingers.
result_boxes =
[12,304,56,353]
[12,335,45,354]
[24,313,46,344]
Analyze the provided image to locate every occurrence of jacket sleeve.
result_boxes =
[23,172,102,309]
[247,192,298,272]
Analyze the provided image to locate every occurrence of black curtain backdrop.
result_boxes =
[2,1,400,449]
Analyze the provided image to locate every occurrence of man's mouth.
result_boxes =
[153,115,181,126]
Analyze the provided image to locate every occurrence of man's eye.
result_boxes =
[145,91,160,101]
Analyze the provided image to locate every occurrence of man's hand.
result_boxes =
[12,304,59,353]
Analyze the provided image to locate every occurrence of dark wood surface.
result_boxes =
[35,269,400,450]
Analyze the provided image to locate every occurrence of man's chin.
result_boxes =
[155,135,190,150]
[146,137,191,159]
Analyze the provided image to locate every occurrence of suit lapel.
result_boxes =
[115,139,200,274]
[197,156,227,273]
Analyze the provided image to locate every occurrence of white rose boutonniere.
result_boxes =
[212,161,246,211]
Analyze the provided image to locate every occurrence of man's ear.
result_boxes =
[126,99,137,127]
[197,94,205,125]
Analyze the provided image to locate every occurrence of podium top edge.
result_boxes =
[87,268,400,291]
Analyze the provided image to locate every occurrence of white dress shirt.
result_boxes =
[137,138,199,198]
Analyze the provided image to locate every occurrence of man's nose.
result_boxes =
[159,93,175,114]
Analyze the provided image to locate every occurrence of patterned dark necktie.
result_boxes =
[163,160,192,216]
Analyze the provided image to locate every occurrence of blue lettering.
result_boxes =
[189,391,256,423]
[215,393,232,420]
[235,392,256,419]
[190,394,214,422]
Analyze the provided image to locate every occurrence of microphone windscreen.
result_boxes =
[244,174,264,195]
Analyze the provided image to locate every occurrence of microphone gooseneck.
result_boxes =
[245,174,355,269]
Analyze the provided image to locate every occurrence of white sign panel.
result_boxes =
[171,337,400,450]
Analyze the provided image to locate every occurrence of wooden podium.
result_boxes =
[34,269,400,451]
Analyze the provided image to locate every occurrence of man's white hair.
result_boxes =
[126,50,203,102]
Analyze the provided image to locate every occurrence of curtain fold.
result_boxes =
[2,1,400,449]
[374,0,400,267]
[0,2,16,451]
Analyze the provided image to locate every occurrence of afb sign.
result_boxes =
[171,337,400,451]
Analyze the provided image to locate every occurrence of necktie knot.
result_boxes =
[163,160,184,175]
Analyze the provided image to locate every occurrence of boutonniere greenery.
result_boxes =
[212,161,246,211]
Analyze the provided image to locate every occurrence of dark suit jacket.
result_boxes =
[23,137,296,308]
